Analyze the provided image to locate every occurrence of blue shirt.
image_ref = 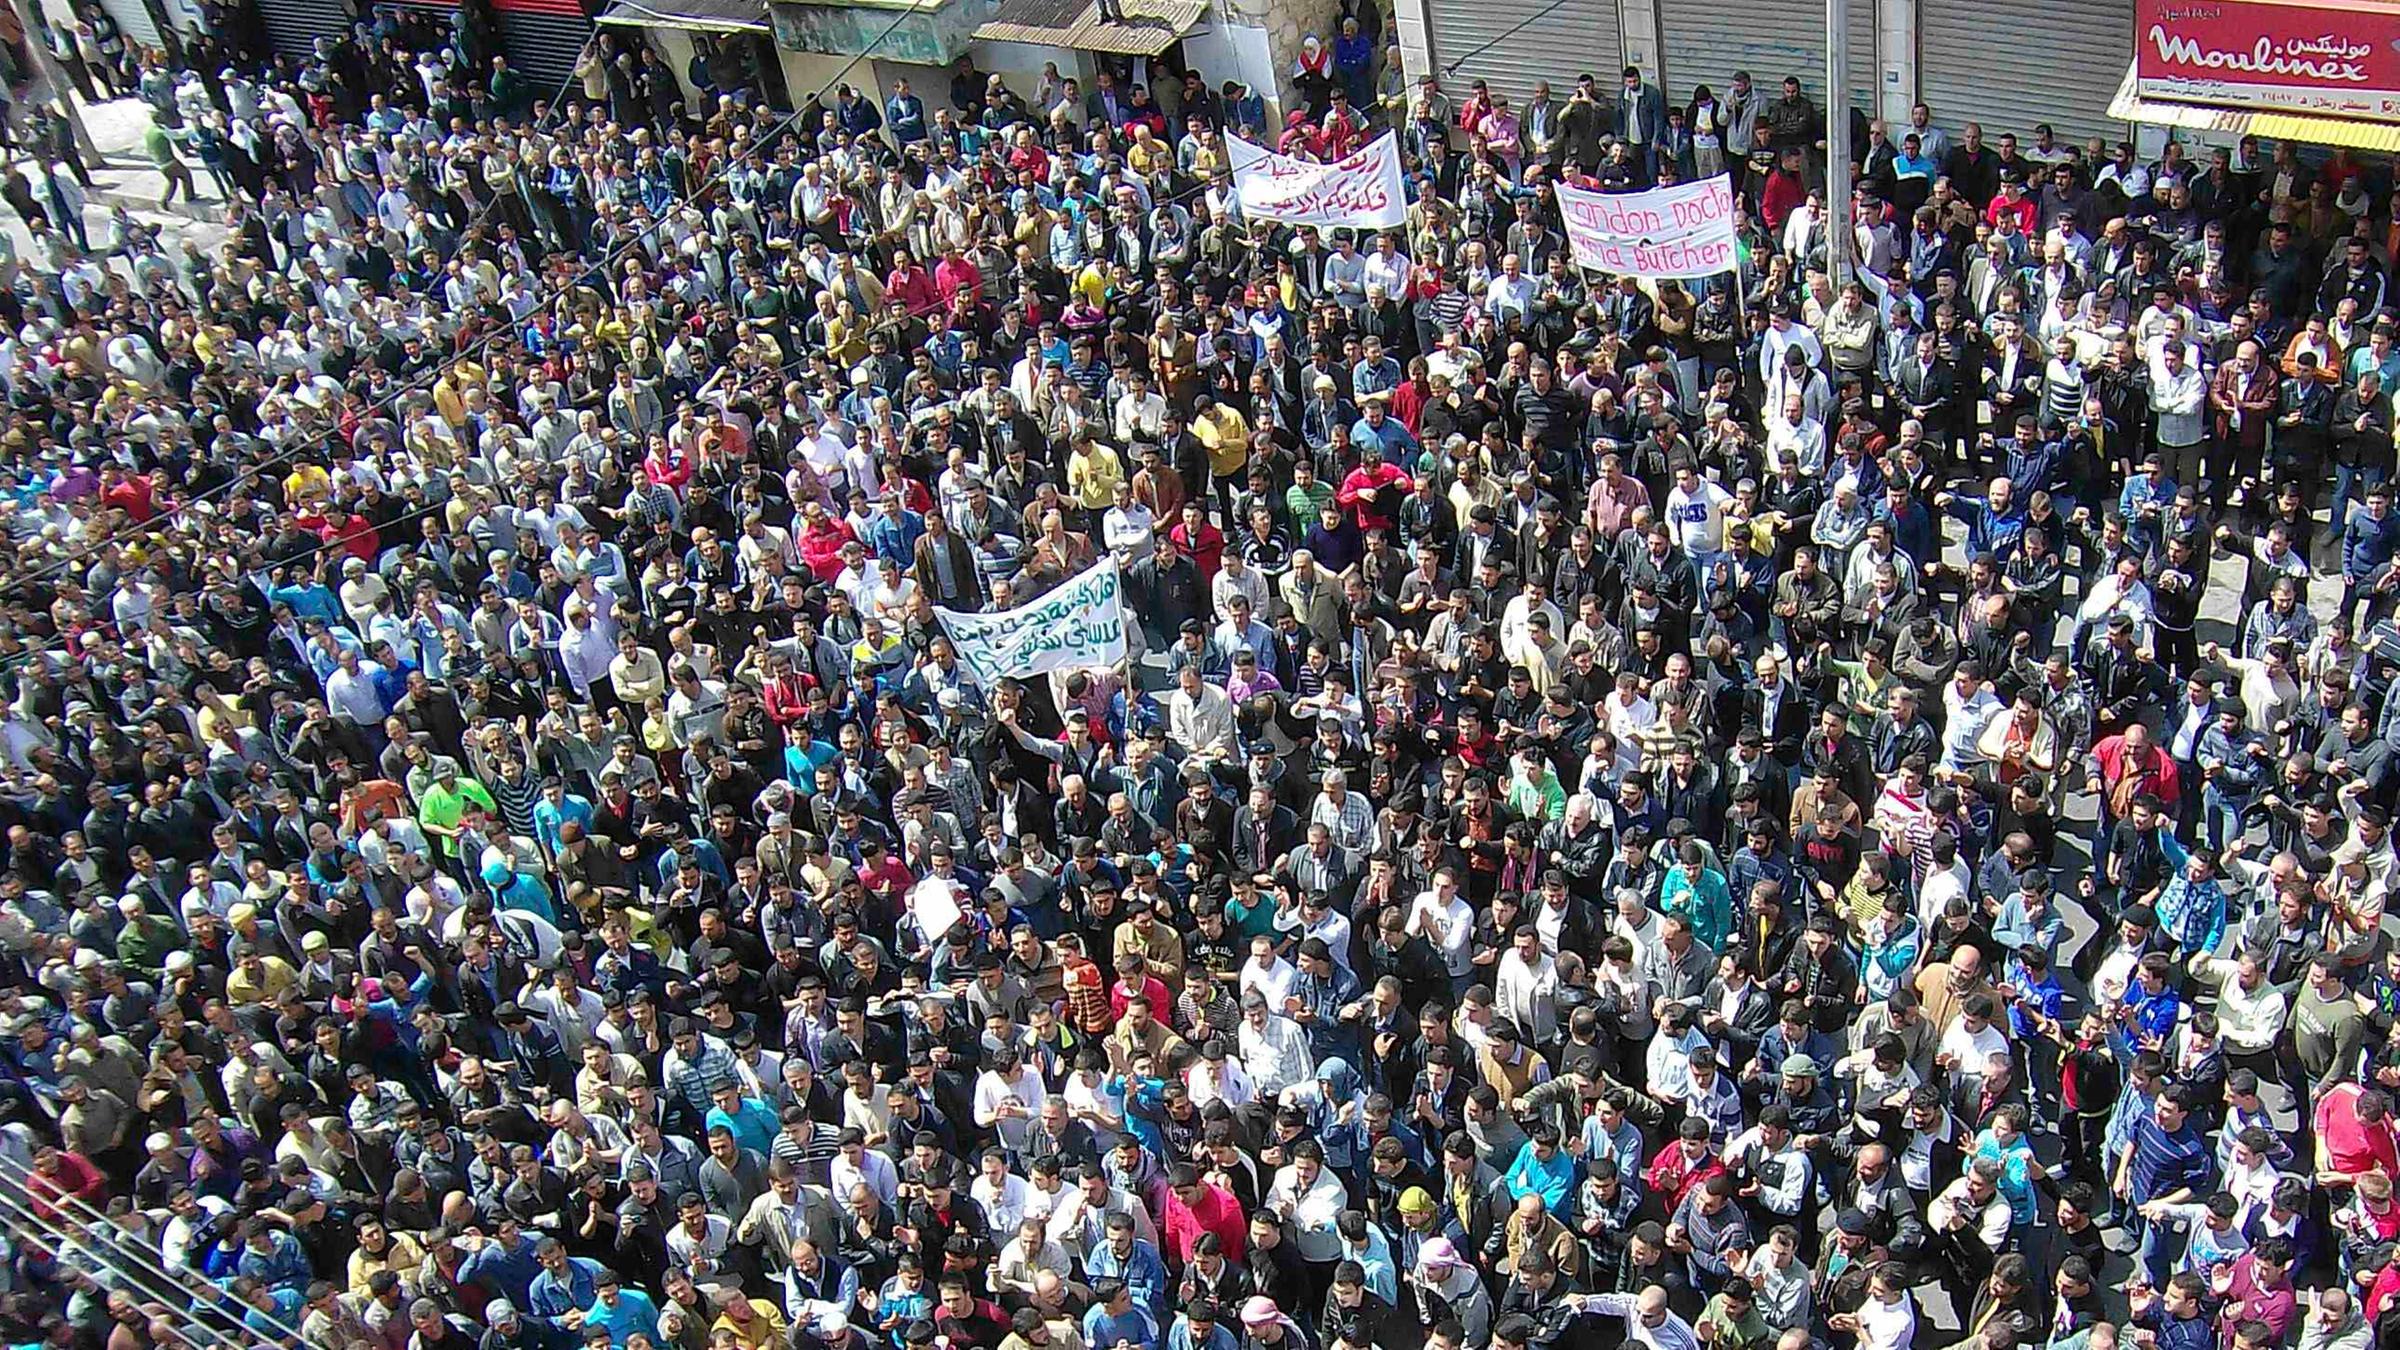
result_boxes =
[235,1231,311,1292]
[1084,1238,1171,1320]
[493,871,561,927]
[2120,474,2178,552]
[528,1257,605,1327]
[2003,958,2064,1039]
[2120,981,2184,1049]
[864,509,927,569]
[2345,507,2400,581]
[1943,494,2027,559]
[1083,1303,1161,1350]
[458,1236,543,1306]
[1291,963,1361,1061]
[1349,415,1418,468]
[706,1097,783,1157]
[1165,1319,1239,1350]
[1503,1139,1577,1214]
[532,794,595,855]
[583,1291,661,1349]
[241,1289,305,1340]
[2155,874,2227,959]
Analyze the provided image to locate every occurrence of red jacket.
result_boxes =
[758,672,817,728]
[1642,1140,1727,1215]
[1337,463,1412,533]
[26,1150,106,1222]
[1759,169,1806,233]
[885,265,941,317]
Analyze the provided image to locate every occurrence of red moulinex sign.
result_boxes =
[2133,0,2400,121]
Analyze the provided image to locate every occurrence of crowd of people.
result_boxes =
[4,9,2400,1350]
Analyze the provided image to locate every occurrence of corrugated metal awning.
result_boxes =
[971,0,1204,56]
[2109,63,2400,152]
[599,0,769,32]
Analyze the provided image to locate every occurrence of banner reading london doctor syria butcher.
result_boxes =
[1556,175,1740,281]
[1226,132,1408,229]
[934,557,1128,688]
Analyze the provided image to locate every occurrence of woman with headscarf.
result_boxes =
[1289,1056,1365,1179]
[1293,36,1334,119]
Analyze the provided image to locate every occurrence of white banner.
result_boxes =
[1226,132,1408,229]
[935,558,1127,687]
[1556,175,1739,280]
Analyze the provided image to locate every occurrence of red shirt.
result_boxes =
[1985,190,2039,237]
[1760,169,1806,233]
[2317,1082,2399,1177]
[857,854,915,907]
[2094,733,2183,809]
[319,512,380,562]
[1063,955,1112,1034]
[26,1150,105,1222]
[798,517,856,581]
[758,672,817,727]
[885,265,941,317]
[1320,109,1364,159]
[1108,973,1170,1022]
[1162,1181,1248,1265]
[1006,144,1051,181]
[101,474,156,524]
[934,256,984,309]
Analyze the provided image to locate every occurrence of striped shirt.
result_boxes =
[2128,1115,2214,1204]
[769,1120,843,1187]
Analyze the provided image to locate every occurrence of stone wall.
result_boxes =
[1219,0,1343,111]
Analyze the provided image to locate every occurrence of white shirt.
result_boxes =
[1856,1290,1918,1350]
[1938,1018,2010,1075]
[1237,1012,1313,1098]
[830,1148,899,1213]
[1264,1164,1350,1261]
[324,661,388,725]
[973,1065,1048,1154]
[1496,949,1561,1044]
[1239,956,1298,1010]
[1665,478,1734,555]
[1575,1294,1703,1350]
[972,1170,1034,1235]
[1407,890,1476,976]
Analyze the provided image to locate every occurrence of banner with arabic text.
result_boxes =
[1226,132,1408,229]
[935,558,1126,686]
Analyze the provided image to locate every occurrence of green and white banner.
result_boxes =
[935,558,1127,686]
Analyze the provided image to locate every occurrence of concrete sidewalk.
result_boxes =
[71,93,228,225]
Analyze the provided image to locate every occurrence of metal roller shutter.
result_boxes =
[254,0,353,64]
[1917,0,2130,144]
[1656,0,1876,113]
[497,7,593,97]
[1428,0,1621,104]
[97,0,159,52]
